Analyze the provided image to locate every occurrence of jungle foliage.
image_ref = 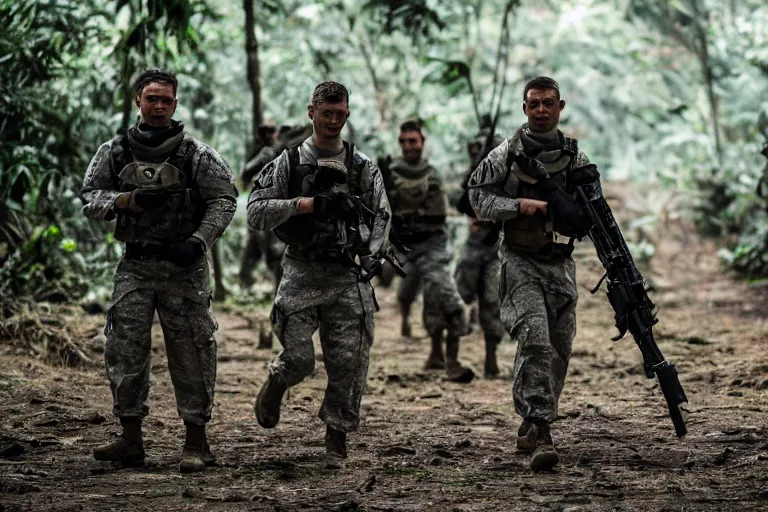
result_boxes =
[1,0,767,315]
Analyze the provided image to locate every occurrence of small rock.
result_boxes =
[182,488,203,499]
[0,443,25,458]
[713,448,734,465]
[380,445,416,456]
[87,412,107,425]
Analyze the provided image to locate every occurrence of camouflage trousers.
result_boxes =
[239,229,286,287]
[396,260,421,307]
[104,256,218,426]
[269,252,375,433]
[499,246,578,423]
[401,229,467,337]
[454,227,504,340]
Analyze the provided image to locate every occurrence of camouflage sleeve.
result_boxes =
[246,150,302,231]
[366,161,392,256]
[241,146,277,186]
[467,139,522,222]
[80,140,121,221]
[190,145,238,250]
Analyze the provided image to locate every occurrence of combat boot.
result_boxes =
[423,332,445,370]
[517,421,559,471]
[93,418,145,463]
[324,425,348,470]
[179,422,216,474]
[484,336,501,378]
[254,373,287,428]
[445,334,475,383]
[515,420,535,453]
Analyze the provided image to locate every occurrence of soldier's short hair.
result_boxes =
[523,76,560,101]
[399,118,425,138]
[135,69,178,97]
[311,81,349,106]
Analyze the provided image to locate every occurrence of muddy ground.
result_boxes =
[2,213,768,511]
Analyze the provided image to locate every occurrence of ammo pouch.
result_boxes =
[502,206,555,254]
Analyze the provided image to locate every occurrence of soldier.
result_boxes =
[469,76,592,471]
[247,81,391,469]
[80,69,237,473]
[382,120,473,382]
[454,126,506,377]
[239,124,311,289]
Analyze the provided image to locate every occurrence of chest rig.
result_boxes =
[110,134,203,243]
[503,136,579,254]
[274,142,374,253]
[381,157,446,238]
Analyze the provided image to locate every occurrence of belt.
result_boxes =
[124,241,174,261]
[286,246,356,266]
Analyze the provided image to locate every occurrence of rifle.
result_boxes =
[573,165,689,438]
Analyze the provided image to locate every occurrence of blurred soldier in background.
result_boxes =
[381,119,473,383]
[454,124,506,377]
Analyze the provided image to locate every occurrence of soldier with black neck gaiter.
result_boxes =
[469,77,595,471]
[81,69,237,473]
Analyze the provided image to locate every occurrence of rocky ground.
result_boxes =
[1,208,768,511]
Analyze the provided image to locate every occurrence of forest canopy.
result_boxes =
[1,0,768,310]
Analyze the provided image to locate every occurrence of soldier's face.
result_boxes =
[399,130,424,163]
[135,82,177,128]
[523,88,565,133]
[308,101,349,139]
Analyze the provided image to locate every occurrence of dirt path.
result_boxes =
[2,226,768,511]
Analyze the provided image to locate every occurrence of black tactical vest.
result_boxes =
[503,137,579,253]
[110,134,204,243]
[273,142,373,252]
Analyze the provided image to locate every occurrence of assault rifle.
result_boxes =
[572,165,689,438]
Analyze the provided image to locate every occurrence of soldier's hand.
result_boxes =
[168,238,205,267]
[131,188,172,211]
[313,193,358,224]
[519,198,548,216]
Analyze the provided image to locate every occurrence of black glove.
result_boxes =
[456,190,476,218]
[132,188,172,210]
[313,193,358,224]
[513,153,589,238]
[168,238,205,267]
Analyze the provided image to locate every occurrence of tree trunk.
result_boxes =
[691,1,723,165]
[120,56,134,133]
[244,0,263,150]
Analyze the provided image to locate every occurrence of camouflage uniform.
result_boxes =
[382,156,471,379]
[468,124,590,422]
[81,122,237,426]
[453,225,504,341]
[247,137,391,433]
[383,157,467,337]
